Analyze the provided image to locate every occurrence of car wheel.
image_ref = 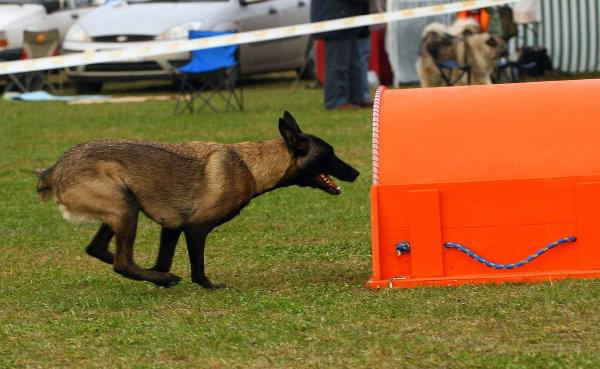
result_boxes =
[72,80,103,94]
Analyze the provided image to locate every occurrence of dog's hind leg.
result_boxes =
[111,209,181,287]
[150,227,182,273]
[85,223,114,264]
[183,225,224,289]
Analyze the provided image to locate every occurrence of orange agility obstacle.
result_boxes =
[366,79,600,288]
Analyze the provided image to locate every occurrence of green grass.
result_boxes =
[2,75,600,368]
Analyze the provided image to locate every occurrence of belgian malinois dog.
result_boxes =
[36,111,359,288]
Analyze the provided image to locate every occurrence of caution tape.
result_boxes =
[0,0,521,75]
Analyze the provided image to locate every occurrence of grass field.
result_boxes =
[2,75,600,368]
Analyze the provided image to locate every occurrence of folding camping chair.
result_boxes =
[174,31,243,114]
[5,29,61,93]
[435,60,471,86]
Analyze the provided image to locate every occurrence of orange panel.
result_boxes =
[407,189,444,278]
[575,182,600,270]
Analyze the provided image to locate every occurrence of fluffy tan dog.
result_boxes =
[416,19,506,87]
[456,33,507,85]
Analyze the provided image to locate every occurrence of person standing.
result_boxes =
[311,0,371,110]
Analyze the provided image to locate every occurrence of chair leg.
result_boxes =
[220,67,242,112]
[187,67,243,113]
[237,87,244,112]
[223,69,235,112]
[230,67,243,112]
[175,74,195,115]
[439,68,453,86]
[5,73,27,93]
[195,75,220,113]
[42,71,58,94]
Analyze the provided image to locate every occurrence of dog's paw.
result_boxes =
[208,282,226,290]
[153,273,182,288]
[149,264,169,273]
[193,277,225,290]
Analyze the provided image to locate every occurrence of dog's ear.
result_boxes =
[486,36,498,48]
[282,111,303,132]
[279,112,308,155]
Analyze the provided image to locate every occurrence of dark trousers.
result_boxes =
[324,36,370,109]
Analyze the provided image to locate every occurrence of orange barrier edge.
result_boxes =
[368,186,381,284]
[366,86,386,288]
[367,270,600,289]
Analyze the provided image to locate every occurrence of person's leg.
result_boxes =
[350,35,372,105]
[324,38,353,109]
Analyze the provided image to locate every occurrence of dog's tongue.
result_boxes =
[316,174,341,195]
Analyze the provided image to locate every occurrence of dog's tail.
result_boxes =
[35,166,55,201]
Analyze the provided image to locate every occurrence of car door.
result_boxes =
[237,0,283,74]
[274,0,309,70]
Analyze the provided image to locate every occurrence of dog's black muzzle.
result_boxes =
[330,156,359,182]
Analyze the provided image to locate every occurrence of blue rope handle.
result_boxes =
[444,236,577,270]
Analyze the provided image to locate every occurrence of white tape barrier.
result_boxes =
[0,0,521,75]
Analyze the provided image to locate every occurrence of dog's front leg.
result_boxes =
[150,227,182,273]
[183,225,224,289]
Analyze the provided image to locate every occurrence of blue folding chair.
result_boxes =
[174,31,243,114]
[435,60,472,86]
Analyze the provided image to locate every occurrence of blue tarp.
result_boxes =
[4,90,109,102]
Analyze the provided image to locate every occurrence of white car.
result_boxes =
[63,0,311,93]
[0,0,100,61]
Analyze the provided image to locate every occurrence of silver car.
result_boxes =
[63,0,310,93]
[0,0,99,61]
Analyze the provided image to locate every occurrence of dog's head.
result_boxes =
[448,18,480,37]
[424,32,455,59]
[421,23,457,60]
[278,111,359,195]
[483,34,508,59]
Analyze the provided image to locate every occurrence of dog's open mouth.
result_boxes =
[315,173,341,195]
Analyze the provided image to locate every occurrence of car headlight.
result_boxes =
[65,24,91,42]
[156,22,203,40]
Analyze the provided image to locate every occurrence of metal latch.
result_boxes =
[395,241,411,256]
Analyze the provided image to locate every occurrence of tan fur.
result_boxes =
[231,139,295,195]
[45,139,293,230]
[447,18,480,36]
[457,33,506,85]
